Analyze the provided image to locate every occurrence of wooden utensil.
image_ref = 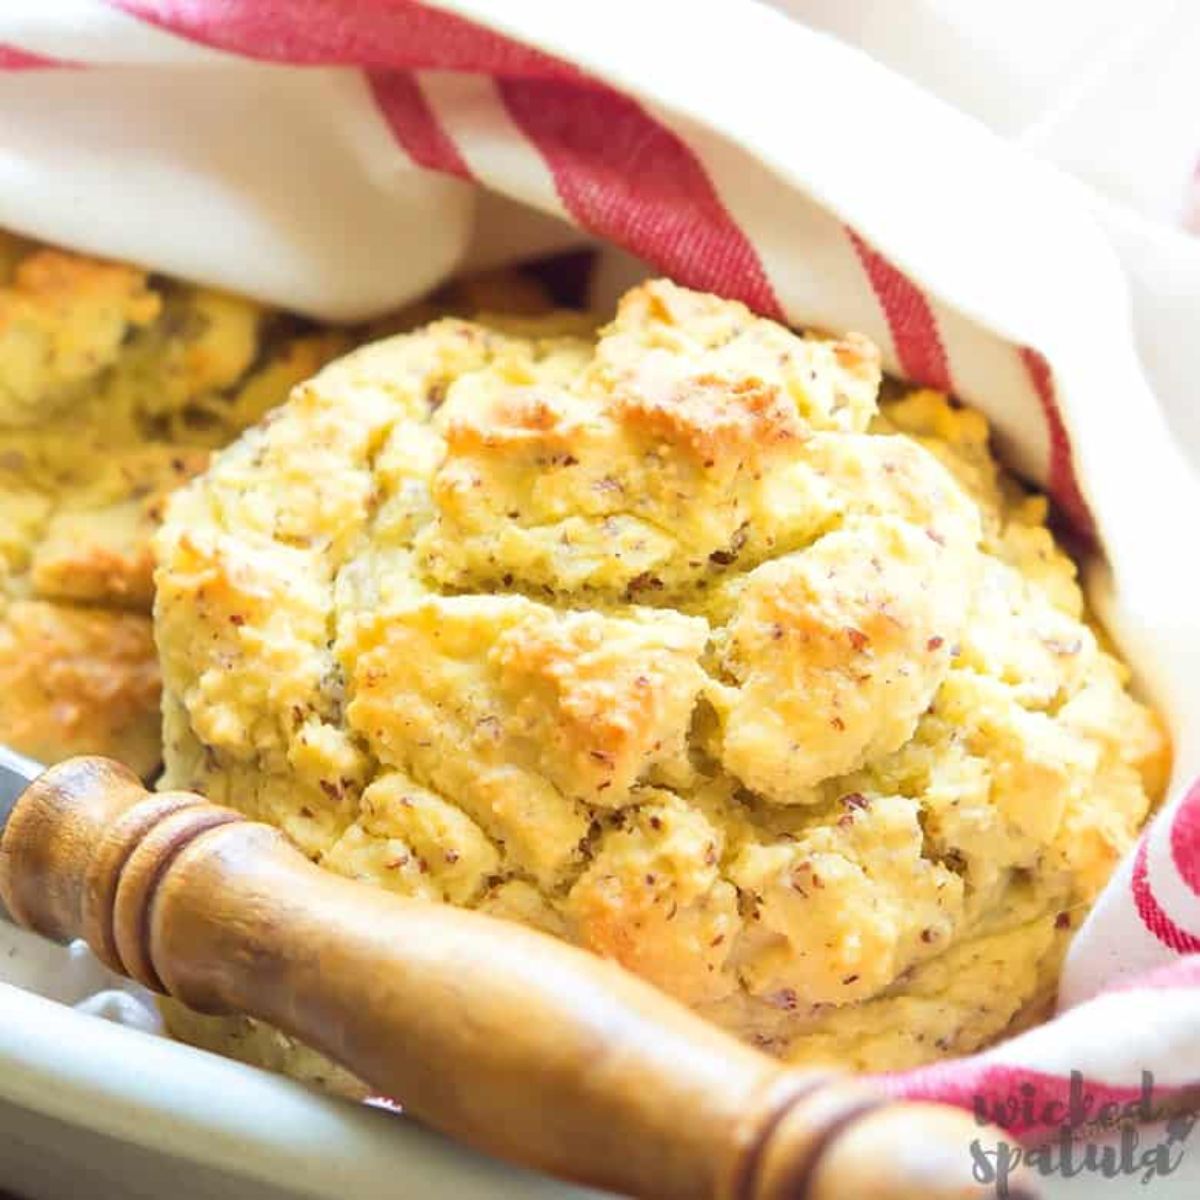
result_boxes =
[0,756,1031,1200]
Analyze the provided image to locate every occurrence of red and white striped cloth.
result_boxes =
[1,0,1198,1147]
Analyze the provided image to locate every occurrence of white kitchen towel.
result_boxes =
[775,0,1200,477]
[0,0,1197,1141]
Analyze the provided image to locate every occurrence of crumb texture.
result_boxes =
[154,280,1167,1069]
[0,232,350,772]
[0,229,548,774]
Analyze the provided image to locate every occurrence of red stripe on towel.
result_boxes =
[848,227,951,392]
[1171,779,1200,898]
[888,1060,1194,1138]
[1132,833,1200,954]
[499,78,782,318]
[1020,346,1095,538]
[0,43,71,68]
[110,0,578,77]
[368,70,472,179]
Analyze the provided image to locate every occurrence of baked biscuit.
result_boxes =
[155,280,1167,1072]
[0,236,351,774]
[0,232,556,775]
[0,598,161,773]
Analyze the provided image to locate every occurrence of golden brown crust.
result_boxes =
[28,447,212,608]
[0,599,162,776]
[0,249,160,427]
[0,238,338,772]
[613,374,806,466]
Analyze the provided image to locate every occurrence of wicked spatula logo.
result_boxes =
[970,1072,1195,1196]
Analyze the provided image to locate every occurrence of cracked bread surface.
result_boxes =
[0,227,554,776]
[155,278,1167,1071]
[0,230,348,773]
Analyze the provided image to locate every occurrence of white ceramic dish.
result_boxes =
[1,971,1196,1199]
[0,976,607,1199]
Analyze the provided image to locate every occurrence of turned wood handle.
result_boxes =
[0,758,1032,1200]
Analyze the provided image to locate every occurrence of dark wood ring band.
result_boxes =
[728,1074,837,1200]
[115,808,246,991]
[756,1094,888,1200]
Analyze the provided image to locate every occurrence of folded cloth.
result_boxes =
[0,0,1197,1144]
[775,0,1200,477]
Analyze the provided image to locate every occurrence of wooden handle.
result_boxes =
[0,757,1033,1200]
